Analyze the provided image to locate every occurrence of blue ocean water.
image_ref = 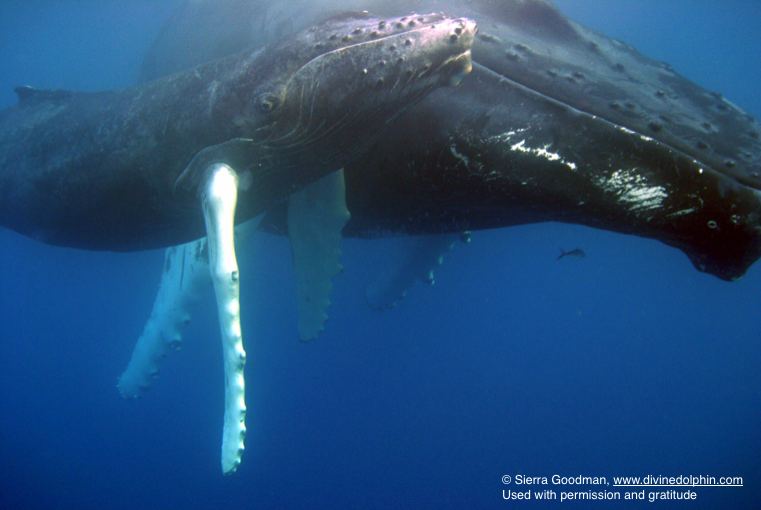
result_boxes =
[0,1,759,509]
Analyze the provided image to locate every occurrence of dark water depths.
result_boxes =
[0,1,759,508]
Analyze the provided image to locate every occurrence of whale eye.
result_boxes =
[257,93,281,113]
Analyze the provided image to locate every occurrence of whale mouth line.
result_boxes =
[269,47,473,154]
[261,17,475,161]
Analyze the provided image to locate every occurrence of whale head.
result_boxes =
[242,12,476,172]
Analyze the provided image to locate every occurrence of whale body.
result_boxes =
[143,0,761,281]
[0,11,475,251]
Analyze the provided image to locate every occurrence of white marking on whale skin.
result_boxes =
[720,96,748,116]
[488,129,577,170]
[208,80,220,117]
[667,208,697,218]
[665,208,698,219]
[507,138,578,171]
[450,143,470,168]
[489,128,527,141]
[594,169,668,215]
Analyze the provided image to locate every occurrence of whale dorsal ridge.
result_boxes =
[14,86,75,106]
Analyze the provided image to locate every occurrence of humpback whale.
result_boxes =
[1,3,759,506]
[0,11,474,251]
[0,12,476,473]
[141,0,761,282]
[115,0,761,477]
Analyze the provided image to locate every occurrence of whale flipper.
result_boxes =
[288,169,350,342]
[200,164,247,474]
[118,166,350,402]
[118,216,261,399]
[122,159,250,474]
[119,165,349,411]
[364,234,464,311]
[118,240,212,399]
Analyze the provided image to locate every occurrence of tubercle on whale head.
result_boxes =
[242,12,477,152]
[271,11,476,83]
[235,12,478,146]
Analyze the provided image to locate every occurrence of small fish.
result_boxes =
[557,247,586,260]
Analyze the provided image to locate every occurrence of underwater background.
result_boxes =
[0,1,759,508]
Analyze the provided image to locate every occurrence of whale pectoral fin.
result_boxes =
[118,218,261,400]
[118,239,212,399]
[364,233,468,311]
[287,169,350,342]
[200,163,246,475]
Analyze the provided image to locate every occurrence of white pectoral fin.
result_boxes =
[118,239,212,399]
[201,163,246,475]
[118,218,262,401]
[287,169,351,342]
[364,233,468,310]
